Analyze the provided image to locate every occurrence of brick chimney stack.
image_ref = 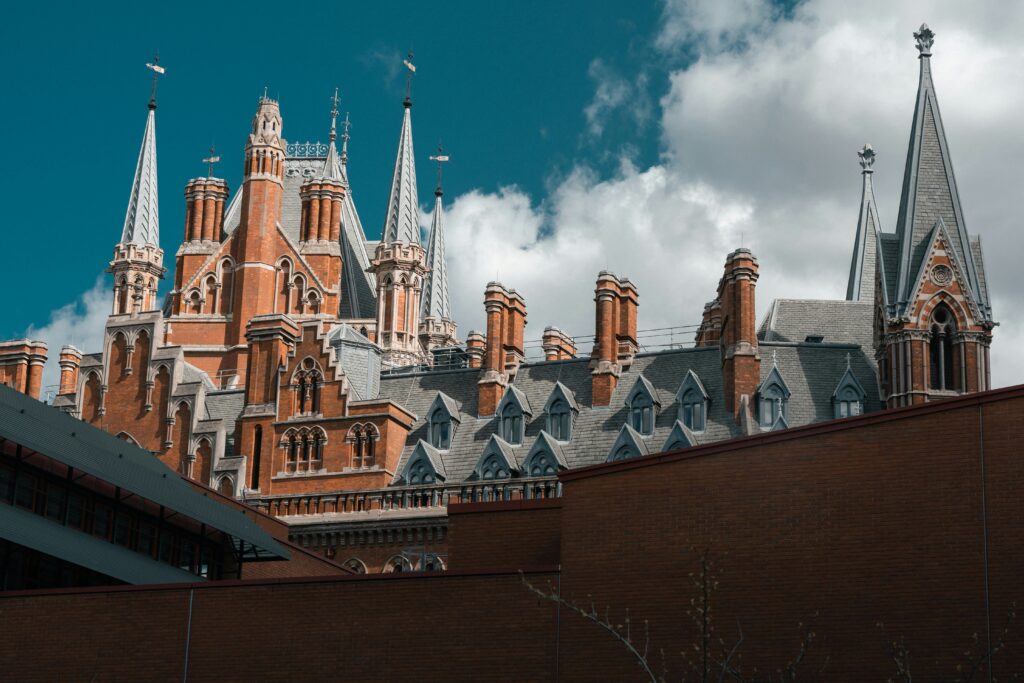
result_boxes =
[591,272,639,406]
[58,345,83,396]
[717,248,760,420]
[694,298,723,348]
[465,331,485,369]
[0,340,48,400]
[184,178,229,243]
[477,282,527,416]
[542,327,577,361]
[243,314,301,406]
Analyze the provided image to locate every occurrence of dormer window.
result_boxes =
[543,382,579,443]
[833,358,867,418]
[430,409,451,449]
[425,392,460,451]
[397,441,447,486]
[547,399,571,441]
[496,386,532,446]
[676,370,709,433]
[500,403,524,444]
[470,435,520,482]
[757,362,791,429]
[625,374,660,437]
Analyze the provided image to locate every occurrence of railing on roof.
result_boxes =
[520,324,702,363]
[247,476,562,519]
[286,141,329,158]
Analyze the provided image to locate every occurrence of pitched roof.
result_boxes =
[381,104,420,245]
[379,342,881,484]
[758,299,875,359]
[892,26,987,317]
[120,107,160,247]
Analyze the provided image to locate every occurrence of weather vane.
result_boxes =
[429,143,449,195]
[403,51,416,105]
[145,53,165,109]
[329,88,340,142]
[202,146,221,178]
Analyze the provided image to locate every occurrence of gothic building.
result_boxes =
[0,27,995,572]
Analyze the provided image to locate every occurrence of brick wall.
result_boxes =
[448,499,561,571]
[555,386,1024,680]
[0,569,560,682]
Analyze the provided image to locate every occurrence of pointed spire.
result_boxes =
[893,23,985,313]
[381,55,420,245]
[341,111,351,167]
[120,63,162,247]
[846,144,880,302]
[422,148,451,322]
[320,88,344,182]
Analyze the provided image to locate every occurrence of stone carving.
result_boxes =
[914,23,934,56]
[930,264,953,286]
[858,143,876,172]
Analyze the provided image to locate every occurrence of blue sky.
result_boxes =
[5,0,1024,390]
[0,1,668,337]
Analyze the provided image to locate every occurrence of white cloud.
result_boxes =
[583,59,652,138]
[26,278,110,400]
[442,0,1024,386]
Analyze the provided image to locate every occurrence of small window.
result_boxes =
[500,403,524,445]
[629,395,654,436]
[479,455,509,480]
[430,409,452,449]
[528,451,558,477]
[547,399,572,441]
[679,390,706,432]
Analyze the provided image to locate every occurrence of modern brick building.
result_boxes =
[1,382,1020,680]
[0,24,996,572]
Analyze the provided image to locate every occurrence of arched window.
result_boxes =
[680,390,705,431]
[384,556,411,573]
[287,433,298,472]
[343,558,367,574]
[629,393,654,435]
[293,360,323,415]
[217,477,233,496]
[364,427,376,467]
[930,304,957,391]
[757,365,791,429]
[352,427,364,468]
[547,399,571,441]
[430,408,451,449]
[614,444,636,461]
[407,460,435,484]
[499,402,523,445]
[479,454,509,480]
[527,451,558,477]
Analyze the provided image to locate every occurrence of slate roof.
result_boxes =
[758,299,875,358]
[378,341,881,484]
[204,389,246,438]
[891,35,988,318]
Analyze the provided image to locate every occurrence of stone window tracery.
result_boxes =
[929,304,957,391]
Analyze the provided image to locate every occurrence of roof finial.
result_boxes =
[402,51,416,108]
[329,87,340,143]
[429,143,449,197]
[858,143,876,173]
[261,85,269,102]
[202,146,221,178]
[341,111,351,166]
[846,352,852,370]
[144,53,165,110]
[914,23,934,58]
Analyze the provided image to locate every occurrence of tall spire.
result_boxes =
[381,54,420,245]
[120,60,163,247]
[422,145,451,321]
[893,23,984,313]
[340,111,350,167]
[321,88,343,182]
[335,111,378,319]
[845,144,880,302]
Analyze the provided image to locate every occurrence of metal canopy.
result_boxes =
[0,385,289,563]
[0,503,200,585]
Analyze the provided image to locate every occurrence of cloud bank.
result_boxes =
[442,0,1024,386]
